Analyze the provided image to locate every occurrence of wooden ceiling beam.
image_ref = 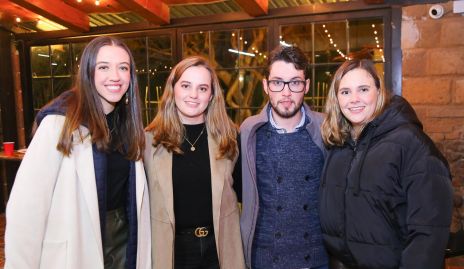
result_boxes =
[10,0,89,32]
[117,0,169,25]
[235,0,268,16]
[363,0,385,4]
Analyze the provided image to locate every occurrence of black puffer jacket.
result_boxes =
[319,95,453,269]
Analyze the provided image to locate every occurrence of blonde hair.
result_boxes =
[146,56,238,160]
[321,59,391,146]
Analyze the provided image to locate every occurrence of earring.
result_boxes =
[125,93,129,105]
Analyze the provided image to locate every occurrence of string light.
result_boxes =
[372,24,383,57]
[15,17,21,23]
[322,25,347,60]
[95,0,100,6]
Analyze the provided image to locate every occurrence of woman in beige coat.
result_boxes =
[5,36,151,269]
[144,56,245,269]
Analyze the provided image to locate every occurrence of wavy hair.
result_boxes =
[321,59,391,146]
[146,56,238,160]
[57,36,145,160]
[265,45,309,79]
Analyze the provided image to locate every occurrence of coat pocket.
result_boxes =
[40,240,67,269]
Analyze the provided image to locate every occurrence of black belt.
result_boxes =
[176,226,213,238]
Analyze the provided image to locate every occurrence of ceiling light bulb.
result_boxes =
[15,17,21,23]
[95,0,100,6]
[77,0,82,2]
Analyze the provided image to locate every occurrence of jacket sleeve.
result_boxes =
[5,115,65,269]
[400,136,453,269]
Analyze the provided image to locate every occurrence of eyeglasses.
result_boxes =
[267,80,306,93]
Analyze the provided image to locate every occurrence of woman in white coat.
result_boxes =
[5,36,151,269]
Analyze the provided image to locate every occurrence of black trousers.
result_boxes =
[174,227,219,269]
[104,208,128,269]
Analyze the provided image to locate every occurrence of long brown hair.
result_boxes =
[321,59,391,146]
[57,36,144,160]
[146,56,238,160]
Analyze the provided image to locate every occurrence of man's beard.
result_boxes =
[269,98,303,119]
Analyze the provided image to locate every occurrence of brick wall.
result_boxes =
[402,1,464,232]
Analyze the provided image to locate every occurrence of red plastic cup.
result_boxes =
[3,142,14,156]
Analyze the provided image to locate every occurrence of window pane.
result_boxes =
[217,69,239,120]
[32,78,52,112]
[238,27,268,68]
[280,24,312,62]
[183,31,209,58]
[240,69,265,122]
[349,18,384,62]
[71,42,87,74]
[124,37,148,73]
[51,44,71,76]
[144,71,170,125]
[31,46,51,78]
[53,78,72,97]
[314,21,347,63]
[146,35,174,125]
[374,62,385,81]
[148,35,173,73]
[211,30,238,69]
[311,65,340,112]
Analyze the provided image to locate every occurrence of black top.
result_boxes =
[106,111,130,211]
[172,123,213,229]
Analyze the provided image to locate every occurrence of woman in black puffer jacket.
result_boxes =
[319,59,453,269]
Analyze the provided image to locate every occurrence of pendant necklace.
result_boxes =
[184,126,205,152]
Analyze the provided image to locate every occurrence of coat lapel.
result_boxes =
[134,161,146,214]
[72,131,104,260]
[153,146,175,225]
[208,133,225,246]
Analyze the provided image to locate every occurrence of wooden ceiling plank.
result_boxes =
[117,0,170,25]
[363,0,385,4]
[10,0,89,32]
[235,0,268,16]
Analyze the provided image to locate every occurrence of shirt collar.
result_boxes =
[268,106,306,134]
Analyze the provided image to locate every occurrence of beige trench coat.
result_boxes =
[144,131,245,269]
[5,115,151,269]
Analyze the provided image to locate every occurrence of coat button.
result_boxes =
[303,204,309,211]
[304,232,309,239]
[277,176,283,183]
[273,256,279,263]
[276,205,283,212]
[275,232,282,239]
[305,175,310,181]
[304,254,310,261]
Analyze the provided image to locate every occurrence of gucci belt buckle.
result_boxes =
[194,227,209,238]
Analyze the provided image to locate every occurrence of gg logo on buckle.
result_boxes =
[194,227,209,238]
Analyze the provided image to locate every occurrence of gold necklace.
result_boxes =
[184,126,205,152]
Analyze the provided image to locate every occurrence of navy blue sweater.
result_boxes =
[252,121,328,269]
